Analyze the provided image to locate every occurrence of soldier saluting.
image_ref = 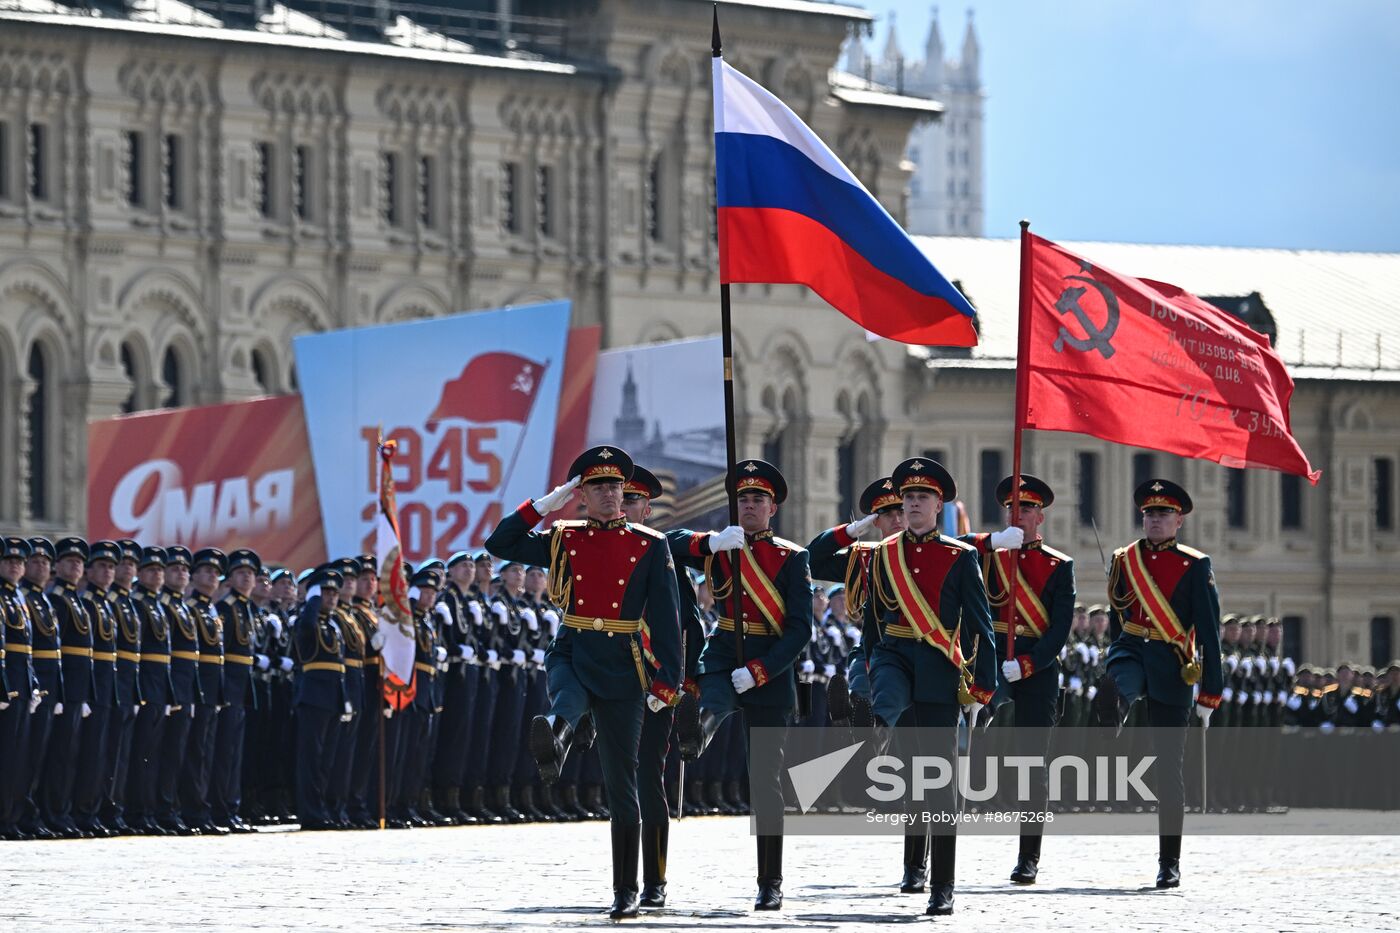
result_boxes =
[487,445,683,920]
[1094,479,1223,888]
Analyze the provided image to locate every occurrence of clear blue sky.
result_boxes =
[869,1,1400,252]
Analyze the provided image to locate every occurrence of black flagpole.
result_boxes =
[713,4,744,667]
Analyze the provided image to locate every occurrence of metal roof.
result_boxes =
[914,235,1400,373]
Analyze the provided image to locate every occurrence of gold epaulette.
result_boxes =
[1292,685,1308,695]
[1175,543,1208,561]
[769,536,807,554]
[1038,542,1073,564]
[626,522,665,540]
[1321,683,1338,694]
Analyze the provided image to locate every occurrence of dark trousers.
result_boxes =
[544,657,646,826]
[1107,659,1190,837]
[349,686,381,821]
[432,666,477,793]
[21,700,56,828]
[104,703,137,823]
[327,715,358,821]
[462,670,498,789]
[127,704,168,821]
[402,708,436,809]
[157,706,195,821]
[295,704,342,825]
[512,669,549,786]
[637,705,675,825]
[697,672,792,835]
[0,704,32,827]
[72,704,114,829]
[180,704,219,825]
[41,705,84,827]
[210,704,248,823]
[488,672,525,785]
[384,707,413,816]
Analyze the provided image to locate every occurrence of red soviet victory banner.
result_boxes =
[426,351,548,428]
[1015,231,1320,483]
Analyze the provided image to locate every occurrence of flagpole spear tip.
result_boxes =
[1020,219,1030,232]
[712,2,722,57]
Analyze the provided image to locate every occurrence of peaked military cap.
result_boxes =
[139,546,167,569]
[55,537,89,562]
[996,473,1055,509]
[1,537,32,560]
[226,548,262,574]
[892,457,956,501]
[1135,478,1192,515]
[89,540,122,565]
[859,477,902,515]
[569,445,633,485]
[411,565,444,590]
[357,554,377,575]
[728,458,788,504]
[624,464,664,500]
[472,550,493,563]
[116,539,142,563]
[269,567,293,584]
[27,537,56,561]
[192,547,227,574]
[447,551,475,569]
[164,545,192,568]
[330,557,362,579]
[310,566,344,592]
[826,583,846,599]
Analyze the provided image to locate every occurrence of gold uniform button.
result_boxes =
[592,618,604,631]
[576,574,583,581]
[612,602,619,609]
[617,579,625,585]
[630,557,637,563]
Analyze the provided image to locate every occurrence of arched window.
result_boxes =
[162,345,186,408]
[26,342,53,520]
[120,340,153,413]
[252,346,273,394]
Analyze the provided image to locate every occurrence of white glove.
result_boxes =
[1373,720,1386,732]
[30,694,43,714]
[279,657,294,673]
[383,707,394,720]
[825,624,842,642]
[435,603,452,627]
[1269,656,1280,674]
[800,659,816,675]
[132,703,141,716]
[646,695,668,713]
[962,700,985,724]
[1344,696,1359,714]
[1240,658,1254,675]
[0,701,7,710]
[520,608,539,632]
[823,664,837,678]
[1075,643,1091,662]
[255,654,271,671]
[1068,675,1084,693]
[989,526,1025,549]
[844,624,861,644]
[845,513,878,538]
[709,525,745,553]
[532,649,546,665]
[731,667,757,694]
[434,646,448,663]
[1222,687,1234,703]
[1282,658,1296,676]
[511,649,527,666]
[1286,694,1302,711]
[459,644,475,661]
[1263,691,1274,705]
[163,705,173,717]
[491,602,508,623]
[340,711,353,722]
[1086,684,1098,701]
[189,705,195,718]
[468,602,483,626]
[1002,659,1023,683]
[1225,656,1238,674]
[81,702,92,719]
[53,702,65,716]
[1195,703,1213,728]
[534,475,582,514]
[1252,691,1263,705]
[267,616,283,639]
[371,631,385,651]
[1087,646,1100,665]
[1235,690,1248,706]
[543,609,560,633]
[344,701,353,715]
[487,649,501,670]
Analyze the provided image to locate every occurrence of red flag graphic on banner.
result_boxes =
[1018,233,1320,483]
[427,351,547,428]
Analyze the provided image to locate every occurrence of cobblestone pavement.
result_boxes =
[4,815,1397,932]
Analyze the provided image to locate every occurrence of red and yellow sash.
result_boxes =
[990,551,1050,637]
[736,544,785,635]
[880,539,963,666]
[1121,541,1196,659]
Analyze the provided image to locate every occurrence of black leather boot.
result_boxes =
[609,822,641,919]
[494,784,523,823]
[675,694,722,761]
[705,781,733,815]
[724,780,750,815]
[683,780,705,817]
[558,783,589,821]
[925,883,955,916]
[827,670,851,726]
[517,785,550,822]
[1010,832,1041,884]
[926,833,956,914]
[754,835,783,910]
[529,714,573,784]
[850,692,874,728]
[584,784,610,820]
[900,832,929,893]
[469,785,504,824]
[639,821,669,908]
[1157,834,1182,888]
[536,783,565,822]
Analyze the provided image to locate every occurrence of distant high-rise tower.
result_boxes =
[846,7,984,237]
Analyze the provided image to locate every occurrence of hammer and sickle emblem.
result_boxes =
[1052,263,1119,359]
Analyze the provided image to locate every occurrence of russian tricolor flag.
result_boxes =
[714,59,978,347]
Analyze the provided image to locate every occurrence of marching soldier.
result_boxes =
[156,546,202,834]
[127,546,175,836]
[182,548,227,835]
[213,548,261,833]
[293,566,352,830]
[19,538,63,839]
[489,446,683,919]
[1094,479,1223,888]
[618,464,705,908]
[106,538,143,835]
[672,458,813,911]
[963,475,1076,884]
[40,537,95,838]
[0,537,41,841]
[73,542,120,837]
[861,458,997,917]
